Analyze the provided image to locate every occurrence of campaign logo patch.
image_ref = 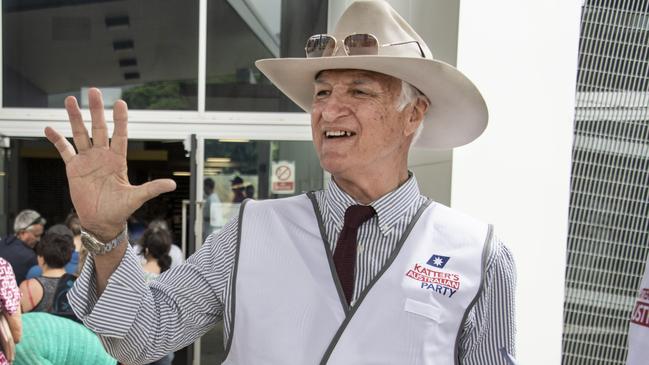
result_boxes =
[427,254,450,269]
[631,288,649,328]
[405,263,460,298]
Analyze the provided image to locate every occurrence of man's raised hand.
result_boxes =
[44,88,176,241]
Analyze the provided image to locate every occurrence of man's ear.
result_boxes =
[404,98,429,136]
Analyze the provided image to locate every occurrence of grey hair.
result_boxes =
[395,81,430,143]
[13,209,45,232]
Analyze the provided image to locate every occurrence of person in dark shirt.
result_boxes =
[0,210,46,285]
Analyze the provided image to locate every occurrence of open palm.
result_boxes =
[45,88,176,241]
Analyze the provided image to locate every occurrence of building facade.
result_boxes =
[2,0,603,364]
[563,0,649,364]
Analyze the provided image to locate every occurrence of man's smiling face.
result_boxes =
[310,69,415,179]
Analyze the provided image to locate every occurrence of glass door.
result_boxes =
[189,136,323,364]
[0,136,8,235]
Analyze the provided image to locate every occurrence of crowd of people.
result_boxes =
[0,209,182,364]
[0,178,248,364]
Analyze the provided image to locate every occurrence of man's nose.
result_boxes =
[321,94,351,122]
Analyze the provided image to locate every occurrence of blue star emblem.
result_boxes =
[426,254,450,269]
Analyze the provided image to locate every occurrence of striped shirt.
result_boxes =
[69,174,516,364]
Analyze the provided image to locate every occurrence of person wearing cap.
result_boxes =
[0,210,46,285]
[230,176,247,203]
[45,1,515,364]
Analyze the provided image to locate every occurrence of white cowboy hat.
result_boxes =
[255,0,488,149]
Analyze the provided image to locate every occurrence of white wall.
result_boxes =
[453,1,582,363]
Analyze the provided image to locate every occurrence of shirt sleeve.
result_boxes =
[0,258,21,314]
[68,217,239,365]
[458,234,517,365]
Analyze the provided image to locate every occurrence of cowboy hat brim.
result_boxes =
[256,55,488,149]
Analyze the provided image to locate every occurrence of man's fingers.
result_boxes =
[88,88,109,148]
[110,100,128,157]
[44,127,76,163]
[65,96,91,152]
[132,179,177,207]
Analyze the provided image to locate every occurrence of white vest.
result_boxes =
[222,193,490,365]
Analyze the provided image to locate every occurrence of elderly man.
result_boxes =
[0,209,46,284]
[45,1,515,364]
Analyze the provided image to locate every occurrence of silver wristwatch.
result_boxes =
[80,225,128,255]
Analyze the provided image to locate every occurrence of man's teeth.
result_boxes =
[325,131,353,137]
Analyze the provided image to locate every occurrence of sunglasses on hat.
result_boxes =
[305,33,425,58]
[19,215,46,231]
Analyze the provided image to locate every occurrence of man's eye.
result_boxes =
[352,89,369,96]
[315,90,330,97]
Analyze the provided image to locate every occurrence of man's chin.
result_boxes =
[319,158,350,177]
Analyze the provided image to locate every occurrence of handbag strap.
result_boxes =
[0,312,15,362]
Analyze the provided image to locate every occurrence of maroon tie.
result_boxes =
[333,204,376,305]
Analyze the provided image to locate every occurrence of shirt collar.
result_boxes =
[323,172,422,236]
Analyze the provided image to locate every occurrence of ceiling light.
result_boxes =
[113,40,134,51]
[218,139,250,143]
[119,58,137,67]
[203,168,223,176]
[105,15,130,30]
[206,157,231,163]
[124,72,140,80]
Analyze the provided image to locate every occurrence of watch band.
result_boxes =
[80,225,128,255]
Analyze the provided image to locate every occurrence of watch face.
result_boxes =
[81,228,126,255]
[81,232,104,254]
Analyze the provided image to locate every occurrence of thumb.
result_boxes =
[131,179,177,207]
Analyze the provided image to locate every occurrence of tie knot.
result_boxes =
[343,205,376,229]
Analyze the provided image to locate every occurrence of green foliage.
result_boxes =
[122,81,192,110]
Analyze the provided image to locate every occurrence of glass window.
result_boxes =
[205,0,328,112]
[202,139,322,240]
[199,138,321,363]
[3,0,199,109]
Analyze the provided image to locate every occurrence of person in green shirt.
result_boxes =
[14,312,116,365]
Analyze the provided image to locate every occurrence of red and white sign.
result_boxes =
[627,254,649,365]
[271,161,295,194]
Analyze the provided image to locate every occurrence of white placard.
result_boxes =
[271,161,295,194]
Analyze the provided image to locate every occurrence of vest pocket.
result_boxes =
[404,298,441,322]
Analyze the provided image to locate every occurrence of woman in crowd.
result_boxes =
[18,225,75,318]
[25,213,82,280]
[0,257,21,364]
[134,219,184,269]
[139,223,174,365]
[139,222,173,282]
[14,312,115,365]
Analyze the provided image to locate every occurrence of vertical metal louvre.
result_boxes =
[563,0,649,364]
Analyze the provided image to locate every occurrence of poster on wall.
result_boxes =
[271,161,295,194]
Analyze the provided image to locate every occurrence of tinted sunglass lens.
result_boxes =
[305,35,336,58]
[344,34,378,56]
